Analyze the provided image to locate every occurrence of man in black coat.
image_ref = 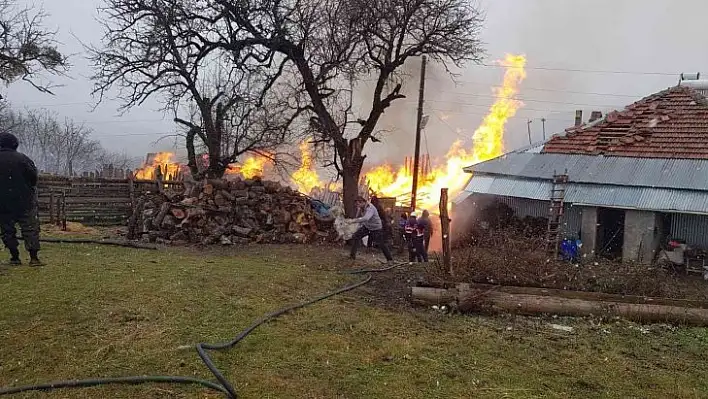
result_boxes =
[0,133,42,266]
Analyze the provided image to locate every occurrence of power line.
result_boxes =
[414,95,623,109]
[427,107,573,123]
[443,82,645,99]
[473,62,679,77]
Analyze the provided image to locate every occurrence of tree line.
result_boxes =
[1,0,485,215]
[0,105,137,176]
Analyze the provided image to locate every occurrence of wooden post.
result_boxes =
[128,177,135,209]
[55,194,62,227]
[439,188,451,275]
[410,55,427,210]
[49,192,55,224]
[61,190,67,231]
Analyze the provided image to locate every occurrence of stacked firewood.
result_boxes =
[128,177,337,245]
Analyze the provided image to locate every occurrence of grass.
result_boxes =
[1,243,707,398]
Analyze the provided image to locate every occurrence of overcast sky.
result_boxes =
[4,0,707,166]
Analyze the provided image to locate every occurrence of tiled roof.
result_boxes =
[542,85,708,159]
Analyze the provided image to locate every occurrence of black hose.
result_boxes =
[342,261,407,275]
[0,274,374,398]
[34,237,158,250]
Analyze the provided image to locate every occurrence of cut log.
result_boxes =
[153,202,171,227]
[232,225,253,237]
[410,284,708,327]
[127,197,146,240]
[411,287,457,306]
[170,208,186,219]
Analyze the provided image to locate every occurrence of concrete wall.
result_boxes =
[580,206,598,259]
[623,210,660,264]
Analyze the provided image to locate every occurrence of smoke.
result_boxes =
[355,0,708,168]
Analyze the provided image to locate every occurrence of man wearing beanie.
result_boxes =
[0,133,42,266]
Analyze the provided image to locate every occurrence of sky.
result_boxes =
[4,0,708,167]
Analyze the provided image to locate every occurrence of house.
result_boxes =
[458,81,708,264]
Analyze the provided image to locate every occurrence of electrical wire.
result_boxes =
[0,262,410,398]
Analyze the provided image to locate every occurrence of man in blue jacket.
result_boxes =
[0,133,42,266]
[348,196,393,262]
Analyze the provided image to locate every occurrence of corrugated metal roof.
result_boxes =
[464,153,708,191]
[459,175,708,215]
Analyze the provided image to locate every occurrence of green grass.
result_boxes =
[1,243,707,398]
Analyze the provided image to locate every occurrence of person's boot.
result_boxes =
[28,251,44,267]
[7,249,21,266]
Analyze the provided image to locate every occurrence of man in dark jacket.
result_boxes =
[0,133,42,266]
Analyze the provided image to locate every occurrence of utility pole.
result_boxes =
[541,118,547,140]
[410,55,427,210]
[527,119,533,145]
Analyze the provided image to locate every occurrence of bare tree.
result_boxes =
[0,0,67,94]
[0,105,109,176]
[202,0,484,214]
[90,0,301,178]
[61,119,102,176]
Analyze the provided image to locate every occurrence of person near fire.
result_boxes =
[367,196,391,248]
[404,213,427,262]
[0,132,43,266]
[347,196,393,262]
[418,210,433,254]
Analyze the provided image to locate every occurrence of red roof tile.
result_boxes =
[542,85,708,159]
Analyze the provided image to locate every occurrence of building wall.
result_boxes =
[463,194,582,237]
[623,210,660,264]
[671,213,708,249]
[580,206,598,258]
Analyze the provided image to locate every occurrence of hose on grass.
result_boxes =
[26,237,159,250]
[0,261,408,397]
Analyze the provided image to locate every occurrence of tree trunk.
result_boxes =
[341,138,365,217]
[342,169,359,217]
[185,127,200,179]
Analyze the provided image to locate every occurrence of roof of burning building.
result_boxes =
[541,85,708,159]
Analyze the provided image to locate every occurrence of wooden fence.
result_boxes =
[37,175,184,226]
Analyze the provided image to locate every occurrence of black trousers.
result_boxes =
[0,207,41,256]
[351,226,393,261]
[408,239,428,262]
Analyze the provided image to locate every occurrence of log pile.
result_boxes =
[128,177,337,245]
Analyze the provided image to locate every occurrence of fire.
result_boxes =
[291,140,323,194]
[134,152,181,180]
[225,154,272,179]
[364,54,527,210]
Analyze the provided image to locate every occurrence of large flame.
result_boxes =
[364,54,527,210]
[225,154,272,179]
[291,140,323,194]
[134,152,181,180]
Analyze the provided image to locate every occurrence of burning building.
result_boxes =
[459,78,708,265]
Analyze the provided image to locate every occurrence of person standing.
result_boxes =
[0,133,42,266]
[418,210,433,254]
[348,196,393,262]
[404,213,425,262]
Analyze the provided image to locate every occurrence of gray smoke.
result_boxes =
[358,0,703,168]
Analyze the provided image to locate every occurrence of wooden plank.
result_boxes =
[439,188,451,275]
[39,197,131,204]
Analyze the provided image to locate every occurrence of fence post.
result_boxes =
[55,194,62,227]
[49,192,55,225]
[439,188,452,275]
[61,189,67,231]
[129,177,135,209]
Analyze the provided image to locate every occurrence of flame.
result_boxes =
[364,54,527,211]
[291,140,323,194]
[225,154,272,179]
[134,152,181,180]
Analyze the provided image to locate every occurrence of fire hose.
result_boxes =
[0,261,405,398]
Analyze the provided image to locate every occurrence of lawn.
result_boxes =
[0,243,707,398]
